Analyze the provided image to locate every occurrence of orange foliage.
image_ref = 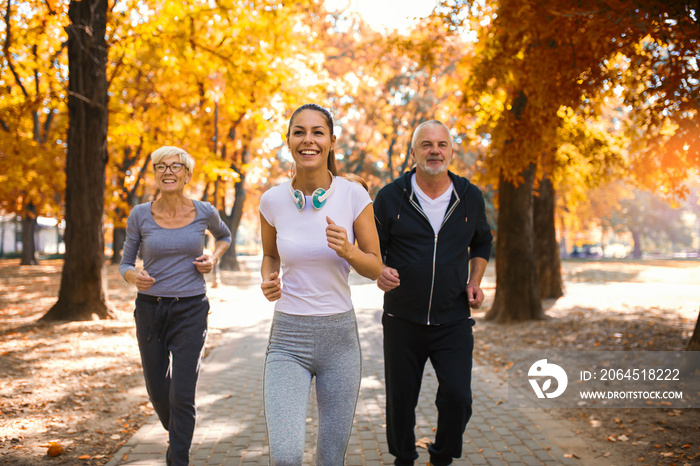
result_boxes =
[0,0,68,218]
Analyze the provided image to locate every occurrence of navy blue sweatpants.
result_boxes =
[382,313,474,466]
[134,293,209,466]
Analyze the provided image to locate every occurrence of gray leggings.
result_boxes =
[263,310,361,466]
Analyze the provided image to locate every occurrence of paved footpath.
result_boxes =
[106,267,602,466]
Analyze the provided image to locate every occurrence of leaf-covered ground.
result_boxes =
[0,261,154,465]
[1,258,699,465]
[471,259,700,465]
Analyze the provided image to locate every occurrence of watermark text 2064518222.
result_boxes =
[507,351,700,409]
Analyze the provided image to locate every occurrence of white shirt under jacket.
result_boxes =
[411,173,454,234]
[259,176,372,316]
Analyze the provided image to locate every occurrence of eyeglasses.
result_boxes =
[153,162,186,173]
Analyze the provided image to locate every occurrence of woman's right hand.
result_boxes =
[261,271,282,302]
[133,269,156,291]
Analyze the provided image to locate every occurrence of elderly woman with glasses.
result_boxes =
[119,146,231,466]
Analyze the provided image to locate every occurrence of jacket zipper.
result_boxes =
[426,234,438,324]
[408,189,461,324]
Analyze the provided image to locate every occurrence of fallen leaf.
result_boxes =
[618,434,630,442]
[46,442,63,457]
[78,455,91,459]
[415,437,431,450]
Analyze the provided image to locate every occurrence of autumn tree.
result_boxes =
[315,9,472,191]
[617,11,700,199]
[0,0,68,264]
[102,0,323,271]
[543,105,628,288]
[450,0,699,322]
[190,0,326,270]
[42,0,113,321]
[104,2,181,263]
[594,184,693,258]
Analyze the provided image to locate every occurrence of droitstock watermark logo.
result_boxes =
[528,359,568,399]
[508,351,700,409]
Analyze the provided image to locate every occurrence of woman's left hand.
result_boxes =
[193,254,218,273]
[326,217,353,259]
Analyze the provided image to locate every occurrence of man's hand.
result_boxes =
[377,266,400,292]
[466,283,485,309]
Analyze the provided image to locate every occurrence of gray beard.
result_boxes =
[419,162,448,176]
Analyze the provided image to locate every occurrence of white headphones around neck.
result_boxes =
[288,172,336,211]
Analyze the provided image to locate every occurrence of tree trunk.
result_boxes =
[533,176,563,299]
[631,230,642,259]
[112,144,148,265]
[219,175,246,271]
[42,0,114,321]
[486,164,544,323]
[687,308,700,351]
[112,227,125,264]
[20,204,38,265]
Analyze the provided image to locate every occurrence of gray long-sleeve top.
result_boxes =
[119,200,231,298]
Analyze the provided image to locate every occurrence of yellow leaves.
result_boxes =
[199,159,240,184]
[0,135,66,215]
[659,118,679,137]
[0,0,69,218]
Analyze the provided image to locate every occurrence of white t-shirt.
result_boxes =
[411,174,453,234]
[259,176,372,316]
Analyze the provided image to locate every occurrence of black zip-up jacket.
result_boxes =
[373,169,493,325]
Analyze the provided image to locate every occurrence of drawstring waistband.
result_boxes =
[137,293,205,342]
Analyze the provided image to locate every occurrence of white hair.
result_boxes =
[411,120,453,148]
[151,146,195,172]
